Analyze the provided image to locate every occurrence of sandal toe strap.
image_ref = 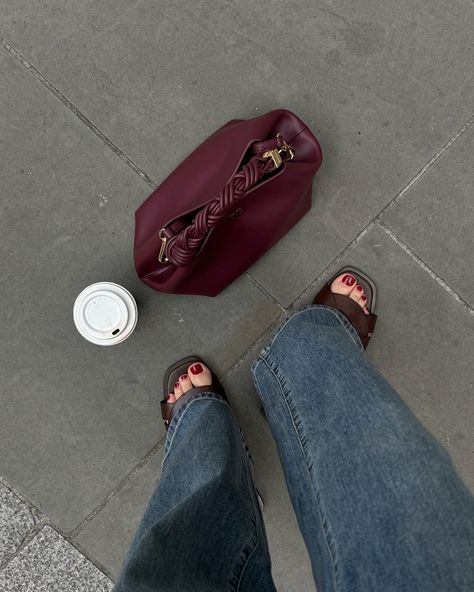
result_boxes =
[315,286,377,341]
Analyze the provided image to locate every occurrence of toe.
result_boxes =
[349,285,370,314]
[330,273,357,296]
[188,363,213,387]
[360,295,370,315]
[178,373,193,393]
[349,283,365,304]
[331,273,369,314]
[174,381,183,399]
[167,393,176,404]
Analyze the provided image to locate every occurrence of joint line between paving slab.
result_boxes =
[68,439,166,539]
[0,479,55,571]
[0,523,48,573]
[221,309,289,381]
[288,221,378,307]
[0,476,45,524]
[67,535,116,581]
[0,35,157,188]
[0,478,115,581]
[377,221,474,317]
[288,114,474,308]
[378,115,473,218]
[0,522,116,582]
[0,473,116,581]
[245,273,287,314]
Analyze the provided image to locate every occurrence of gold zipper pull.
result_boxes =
[158,229,169,263]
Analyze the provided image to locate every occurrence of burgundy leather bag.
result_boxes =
[134,109,322,296]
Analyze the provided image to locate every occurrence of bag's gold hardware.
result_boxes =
[263,148,283,169]
[263,138,295,170]
[158,229,169,263]
[281,141,295,161]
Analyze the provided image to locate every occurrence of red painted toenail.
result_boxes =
[342,275,355,286]
[356,285,363,291]
[190,364,203,375]
[361,295,367,301]
[180,374,188,381]
[175,382,180,388]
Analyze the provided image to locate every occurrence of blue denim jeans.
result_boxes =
[115,306,474,592]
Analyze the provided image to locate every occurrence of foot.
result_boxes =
[167,363,213,403]
[330,273,369,315]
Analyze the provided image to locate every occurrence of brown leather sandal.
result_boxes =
[160,356,226,429]
[161,356,265,511]
[313,266,377,349]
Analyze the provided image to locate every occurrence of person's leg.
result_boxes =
[115,368,276,592]
[252,303,474,592]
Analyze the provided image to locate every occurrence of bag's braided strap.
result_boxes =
[166,156,275,267]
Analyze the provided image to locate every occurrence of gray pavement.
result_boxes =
[0,1,473,589]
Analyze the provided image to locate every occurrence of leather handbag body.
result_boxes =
[134,109,323,296]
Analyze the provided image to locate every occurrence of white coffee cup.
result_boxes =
[73,282,138,346]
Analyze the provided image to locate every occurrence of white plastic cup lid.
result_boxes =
[73,282,138,346]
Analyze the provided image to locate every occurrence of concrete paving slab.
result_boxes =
[0,525,113,592]
[0,51,280,532]
[294,223,474,493]
[382,125,474,307]
[2,0,473,304]
[0,482,34,567]
[74,448,164,578]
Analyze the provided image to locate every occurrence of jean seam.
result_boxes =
[235,444,261,592]
[230,412,262,591]
[255,355,341,592]
[259,305,362,357]
[235,529,261,592]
